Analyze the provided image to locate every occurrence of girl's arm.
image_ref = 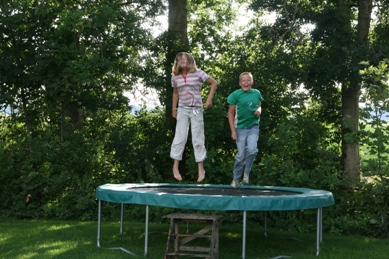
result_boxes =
[172,88,179,118]
[205,77,217,108]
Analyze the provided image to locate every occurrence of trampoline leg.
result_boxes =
[316,207,323,256]
[144,205,149,257]
[96,200,136,256]
[264,211,268,237]
[120,203,124,235]
[242,210,247,259]
[320,207,323,243]
[97,199,101,247]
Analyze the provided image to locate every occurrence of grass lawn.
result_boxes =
[1,219,389,259]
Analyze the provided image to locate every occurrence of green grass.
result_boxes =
[1,219,389,259]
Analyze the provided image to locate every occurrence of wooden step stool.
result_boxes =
[164,213,223,259]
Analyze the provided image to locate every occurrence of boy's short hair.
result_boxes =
[239,72,253,81]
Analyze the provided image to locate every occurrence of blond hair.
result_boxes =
[239,72,253,81]
[172,52,198,75]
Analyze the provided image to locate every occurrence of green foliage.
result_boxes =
[325,178,389,238]
[355,59,389,238]
[0,122,102,219]
[2,0,389,242]
[0,108,174,220]
[0,0,167,220]
[0,0,151,129]
[360,59,389,178]
[259,113,341,189]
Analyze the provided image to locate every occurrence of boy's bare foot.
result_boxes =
[197,170,205,182]
[173,168,182,181]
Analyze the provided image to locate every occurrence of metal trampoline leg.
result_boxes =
[264,211,268,237]
[144,205,149,257]
[316,207,323,256]
[320,207,323,243]
[96,200,136,256]
[120,203,124,235]
[242,210,247,259]
[97,199,101,247]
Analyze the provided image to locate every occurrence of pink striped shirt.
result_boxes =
[171,69,209,107]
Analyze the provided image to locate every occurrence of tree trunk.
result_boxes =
[62,101,83,128]
[61,101,84,141]
[168,0,188,45]
[341,0,372,180]
[357,0,373,40]
[341,82,361,180]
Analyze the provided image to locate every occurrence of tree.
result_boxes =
[0,0,165,218]
[340,0,372,180]
[1,0,164,139]
[248,0,380,182]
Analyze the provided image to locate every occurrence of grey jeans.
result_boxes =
[233,125,259,180]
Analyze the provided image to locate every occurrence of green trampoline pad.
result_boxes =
[95,183,334,211]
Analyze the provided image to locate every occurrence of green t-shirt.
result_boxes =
[227,88,264,128]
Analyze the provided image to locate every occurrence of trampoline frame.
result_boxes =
[95,183,334,258]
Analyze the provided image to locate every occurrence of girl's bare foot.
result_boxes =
[173,168,182,181]
[197,170,205,182]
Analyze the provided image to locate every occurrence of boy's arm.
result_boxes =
[172,88,179,118]
[228,104,237,140]
[205,77,217,108]
[254,102,262,116]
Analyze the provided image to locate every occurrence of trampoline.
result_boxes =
[96,183,334,258]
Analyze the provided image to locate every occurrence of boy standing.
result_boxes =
[227,72,264,188]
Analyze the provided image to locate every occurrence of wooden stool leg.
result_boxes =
[165,218,176,259]
[174,221,179,254]
[215,220,220,259]
[211,219,218,259]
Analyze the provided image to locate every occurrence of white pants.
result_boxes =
[170,106,206,162]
